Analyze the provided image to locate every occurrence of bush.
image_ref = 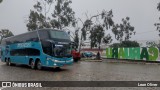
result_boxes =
[110,41,140,48]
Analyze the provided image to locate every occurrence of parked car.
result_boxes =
[81,52,96,58]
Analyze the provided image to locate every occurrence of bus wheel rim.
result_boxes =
[31,61,34,69]
[37,61,41,69]
[6,60,9,65]
[8,60,11,66]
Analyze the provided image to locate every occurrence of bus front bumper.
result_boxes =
[54,59,73,63]
[53,59,73,65]
[51,59,73,67]
[46,57,73,67]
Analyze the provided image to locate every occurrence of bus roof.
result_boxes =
[2,29,63,41]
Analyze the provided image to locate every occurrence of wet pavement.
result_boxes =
[0,59,160,90]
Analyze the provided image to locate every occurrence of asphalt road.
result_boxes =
[0,60,160,90]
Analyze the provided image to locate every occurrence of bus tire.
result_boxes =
[8,59,11,66]
[55,67,61,70]
[36,60,42,70]
[30,59,35,69]
[8,58,15,66]
[6,58,9,66]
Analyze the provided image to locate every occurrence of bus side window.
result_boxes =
[10,50,15,56]
[26,48,40,56]
[11,49,26,56]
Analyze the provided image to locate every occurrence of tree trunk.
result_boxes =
[78,33,83,53]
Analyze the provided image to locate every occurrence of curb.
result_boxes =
[82,60,103,62]
[103,59,160,65]
[81,58,103,62]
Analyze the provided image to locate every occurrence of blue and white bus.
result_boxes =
[1,29,73,70]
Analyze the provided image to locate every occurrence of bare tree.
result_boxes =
[78,10,114,51]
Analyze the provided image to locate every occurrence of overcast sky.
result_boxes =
[0,0,159,43]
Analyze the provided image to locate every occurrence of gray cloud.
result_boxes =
[0,0,159,42]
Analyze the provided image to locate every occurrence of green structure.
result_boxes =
[106,47,159,61]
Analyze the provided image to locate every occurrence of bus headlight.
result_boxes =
[54,60,58,62]
[54,63,57,66]
[54,60,65,63]
[46,57,51,60]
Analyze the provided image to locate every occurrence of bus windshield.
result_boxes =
[53,44,72,58]
[39,30,72,58]
[49,30,70,40]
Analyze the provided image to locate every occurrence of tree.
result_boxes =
[51,0,76,29]
[0,29,14,43]
[80,10,114,41]
[155,2,160,36]
[121,41,139,47]
[157,2,160,11]
[0,0,3,3]
[110,41,139,48]
[90,25,104,49]
[78,10,114,51]
[27,0,53,31]
[146,41,160,47]
[26,0,76,31]
[103,34,112,45]
[112,17,135,42]
[73,29,79,49]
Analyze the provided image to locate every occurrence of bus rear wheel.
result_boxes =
[30,60,35,69]
[6,59,13,66]
[36,60,42,70]
[6,59,9,66]
[8,60,11,66]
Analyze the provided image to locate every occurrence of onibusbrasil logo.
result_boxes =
[1,82,42,88]
[0,82,12,90]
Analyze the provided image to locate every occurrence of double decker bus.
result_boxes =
[1,29,73,70]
